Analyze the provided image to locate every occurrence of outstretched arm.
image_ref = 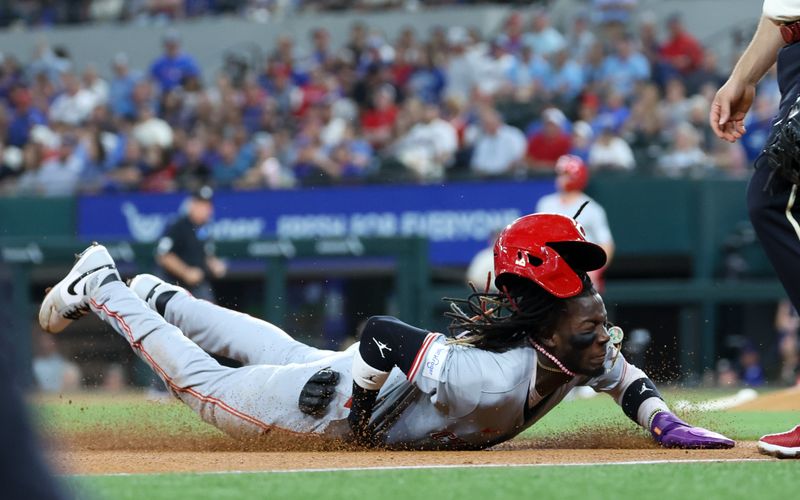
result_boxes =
[589,351,734,449]
[710,16,784,142]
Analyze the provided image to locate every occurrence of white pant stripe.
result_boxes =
[785,185,800,241]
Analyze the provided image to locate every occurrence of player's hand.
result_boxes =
[710,78,756,143]
[650,411,735,449]
[207,257,227,279]
[184,267,205,286]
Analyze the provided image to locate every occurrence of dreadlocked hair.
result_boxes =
[444,273,596,353]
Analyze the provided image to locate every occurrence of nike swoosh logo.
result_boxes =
[66,265,114,295]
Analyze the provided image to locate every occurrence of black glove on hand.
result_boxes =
[763,92,800,185]
[298,368,340,417]
[348,382,379,446]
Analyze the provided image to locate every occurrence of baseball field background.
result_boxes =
[36,387,799,499]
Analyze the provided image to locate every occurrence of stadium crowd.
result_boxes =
[0,2,779,197]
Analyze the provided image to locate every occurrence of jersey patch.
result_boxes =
[421,342,449,382]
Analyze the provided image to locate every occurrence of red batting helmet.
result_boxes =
[556,154,589,192]
[493,213,606,298]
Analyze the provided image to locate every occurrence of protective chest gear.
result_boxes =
[493,213,606,297]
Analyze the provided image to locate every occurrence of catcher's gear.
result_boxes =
[298,368,340,417]
[650,411,735,449]
[556,154,589,192]
[493,213,606,298]
[762,92,800,186]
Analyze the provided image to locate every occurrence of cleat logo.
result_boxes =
[66,265,115,295]
[373,337,392,358]
[639,383,652,395]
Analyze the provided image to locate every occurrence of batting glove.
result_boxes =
[650,411,735,449]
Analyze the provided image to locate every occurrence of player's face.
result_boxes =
[548,292,610,377]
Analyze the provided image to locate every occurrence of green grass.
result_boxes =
[34,389,800,500]
[35,397,221,437]
[66,463,796,500]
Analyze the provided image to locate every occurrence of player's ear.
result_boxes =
[539,332,557,349]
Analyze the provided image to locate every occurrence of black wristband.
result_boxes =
[620,378,662,423]
[348,382,379,446]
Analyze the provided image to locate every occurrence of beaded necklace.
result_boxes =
[530,339,576,378]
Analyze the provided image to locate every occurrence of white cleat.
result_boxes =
[39,243,119,334]
[128,274,185,313]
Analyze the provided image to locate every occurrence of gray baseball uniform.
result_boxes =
[88,281,657,449]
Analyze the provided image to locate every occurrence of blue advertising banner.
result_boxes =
[78,180,554,265]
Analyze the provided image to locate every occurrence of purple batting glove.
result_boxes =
[650,411,735,449]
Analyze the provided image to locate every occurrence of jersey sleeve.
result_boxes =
[584,347,669,428]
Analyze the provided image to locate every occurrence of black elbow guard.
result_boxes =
[620,378,663,423]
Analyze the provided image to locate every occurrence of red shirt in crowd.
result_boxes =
[360,105,398,147]
[660,32,704,74]
[526,131,571,169]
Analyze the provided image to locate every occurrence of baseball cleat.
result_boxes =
[758,425,800,458]
[39,243,119,334]
[128,274,185,313]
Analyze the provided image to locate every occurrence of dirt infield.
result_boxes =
[45,388,796,476]
[733,387,800,411]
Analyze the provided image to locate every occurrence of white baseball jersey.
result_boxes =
[88,281,656,449]
[536,193,614,246]
[764,0,800,22]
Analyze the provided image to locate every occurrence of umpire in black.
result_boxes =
[710,1,800,457]
[156,186,226,302]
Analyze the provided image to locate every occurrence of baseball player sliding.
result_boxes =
[39,214,733,450]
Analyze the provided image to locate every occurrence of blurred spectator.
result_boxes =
[659,13,704,76]
[685,52,725,96]
[739,347,765,387]
[467,106,526,178]
[82,63,109,107]
[741,95,780,164]
[522,11,566,57]
[598,34,650,98]
[392,101,457,181]
[716,359,739,387]
[526,107,571,172]
[108,53,139,119]
[588,121,635,171]
[17,132,85,196]
[212,138,250,188]
[569,120,594,161]
[547,49,584,100]
[775,299,800,386]
[444,26,479,101]
[406,49,446,104]
[149,30,201,94]
[32,328,81,393]
[6,86,46,147]
[567,14,597,63]
[657,122,710,178]
[361,84,398,149]
[473,38,514,98]
[506,44,550,101]
[49,72,96,126]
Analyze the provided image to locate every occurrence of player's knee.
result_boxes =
[362,315,400,337]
